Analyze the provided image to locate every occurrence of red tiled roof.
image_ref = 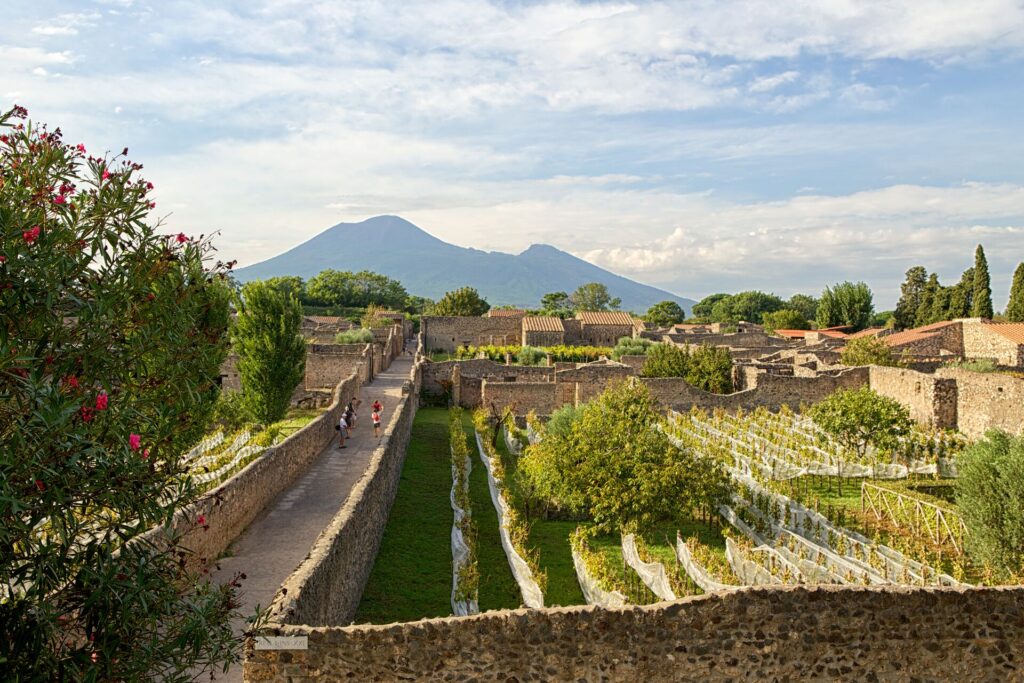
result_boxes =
[304,315,351,327]
[847,327,884,339]
[576,311,635,326]
[774,329,809,339]
[984,322,1024,344]
[522,316,565,332]
[881,320,957,348]
[817,330,850,339]
[487,309,526,317]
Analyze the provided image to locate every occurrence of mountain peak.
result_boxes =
[520,243,563,256]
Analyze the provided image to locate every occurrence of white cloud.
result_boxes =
[749,70,800,93]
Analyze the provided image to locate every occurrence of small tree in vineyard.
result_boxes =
[0,106,248,678]
[840,336,900,367]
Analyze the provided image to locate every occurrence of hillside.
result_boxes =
[234,216,695,314]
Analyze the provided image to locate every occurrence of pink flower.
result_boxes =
[129,433,141,451]
[23,226,40,244]
[142,448,150,460]
[197,514,207,526]
[64,375,79,390]
[53,195,66,205]
[76,143,86,153]
[145,182,154,191]
[0,255,6,264]
[95,392,108,410]
[79,406,94,422]
[148,201,156,209]
[176,233,188,243]
[102,170,111,181]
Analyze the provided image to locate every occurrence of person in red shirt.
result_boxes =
[372,410,382,439]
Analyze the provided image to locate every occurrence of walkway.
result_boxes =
[207,352,414,682]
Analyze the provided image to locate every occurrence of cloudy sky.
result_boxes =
[4,1,1024,307]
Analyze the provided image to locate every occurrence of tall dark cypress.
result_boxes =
[1007,262,1024,322]
[948,267,974,319]
[915,273,939,327]
[972,244,994,319]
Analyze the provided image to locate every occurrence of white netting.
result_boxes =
[674,538,738,592]
[621,534,676,602]
[193,442,262,485]
[450,453,479,616]
[724,537,783,585]
[526,423,541,446]
[503,425,523,456]
[571,544,628,608]
[474,433,545,608]
[190,429,252,468]
[183,430,225,463]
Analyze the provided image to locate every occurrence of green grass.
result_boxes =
[463,417,522,611]
[354,408,454,624]
[271,407,322,438]
[587,529,658,604]
[640,519,729,597]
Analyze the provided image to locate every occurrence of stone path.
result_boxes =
[206,352,414,682]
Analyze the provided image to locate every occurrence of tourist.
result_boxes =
[372,409,382,439]
[372,398,383,414]
[337,414,348,449]
[344,405,355,438]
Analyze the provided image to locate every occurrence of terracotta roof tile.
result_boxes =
[304,315,351,327]
[487,309,526,317]
[847,327,884,339]
[576,311,635,326]
[882,329,940,347]
[774,329,809,339]
[522,316,565,332]
[983,322,1024,344]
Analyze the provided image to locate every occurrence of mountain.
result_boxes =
[233,216,695,314]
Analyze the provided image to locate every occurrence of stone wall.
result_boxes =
[481,380,558,415]
[219,353,241,391]
[962,319,1023,366]
[245,585,1024,681]
[580,323,632,347]
[936,367,1024,438]
[304,344,371,389]
[524,329,564,347]
[618,354,646,372]
[868,366,958,429]
[264,362,421,627]
[141,371,362,572]
[421,316,521,352]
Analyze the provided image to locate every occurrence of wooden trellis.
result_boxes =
[861,482,967,555]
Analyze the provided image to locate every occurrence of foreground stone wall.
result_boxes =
[868,365,958,429]
[304,344,371,389]
[936,367,1024,438]
[245,585,1024,681]
[265,362,421,627]
[482,379,558,415]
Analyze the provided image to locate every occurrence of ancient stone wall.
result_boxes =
[219,353,241,391]
[524,329,564,347]
[304,344,371,389]
[245,585,1024,682]
[962,319,1022,366]
[481,380,558,415]
[562,318,583,344]
[264,363,421,627]
[618,354,646,372]
[580,323,632,347]
[421,316,521,352]
[936,367,1024,438]
[556,363,635,404]
[868,366,958,429]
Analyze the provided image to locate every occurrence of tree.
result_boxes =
[0,106,244,677]
[948,267,974,318]
[809,388,912,494]
[840,337,899,367]
[303,269,408,309]
[956,431,1024,580]
[641,343,690,378]
[762,309,811,333]
[686,344,733,393]
[929,286,951,324]
[644,300,686,327]
[431,286,490,316]
[570,282,620,311]
[611,336,655,360]
[973,244,994,319]
[915,272,940,328]
[233,281,307,424]
[787,293,819,321]
[264,275,305,301]
[691,293,730,319]
[519,380,731,532]
[816,281,874,331]
[1007,262,1024,322]
[709,290,784,324]
[893,266,928,329]
[539,291,573,317]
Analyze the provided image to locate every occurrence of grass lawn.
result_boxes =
[640,519,729,598]
[463,416,522,612]
[354,408,453,624]
[587,529,657,604]
[271,407,323,438]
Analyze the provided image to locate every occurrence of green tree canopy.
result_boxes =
[816,281,874,331]
[264,275,305,300]
[948,267,974,319]
[972,244,994,318]
[915,272,940,328]
[431,286,491,316]
[762,308,811,333]
[709,290,784,324]
[233,280,307,424]
[570,282,621,311]
[0,106,243,677]
[539,291,573,317]
[303,268,408,309]
[840,337,900,367]
[956,430,1024,580]
[644,300,687,327]
[1007,262,1024,322]
[809,388,912,460]
[641,344,733,393]
[690,293,730,319]
[641,343,690,378]
[786,293,819,321]
[893,266,928,330]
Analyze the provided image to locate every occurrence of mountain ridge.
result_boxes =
[233,216,695,313]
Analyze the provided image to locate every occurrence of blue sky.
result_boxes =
[3,0,1023,308]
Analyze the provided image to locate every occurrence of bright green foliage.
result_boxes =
[210,390,252,432]
[972,244,994,319]
[786,294,819,321]
[431,286,491,316]
[335,328,375,344]
[644,300,686,327]
[233,281,307,424]
[809,388,913,459]
[840,337,900,367]
[915,273,940,327]
[929,287,951,324]
[539,291,573,317]
[545,404,581,439]
[956,431,1024,580]
[641,344,733,393]
[0,106,243,678]
[453,344,610,364]
[708,290,784,324]
[948,267,974,318]
[611,336,655,360]
[520,381,731,532]
[762,308,810,333]
[893,266,928,330]
[1007,263,1024,322]
[304,268,408,309]
[874,310,896,328]
[570,282,620,311]
[690,293,730,319]
[816,281,874,331]
[264,275,305,300]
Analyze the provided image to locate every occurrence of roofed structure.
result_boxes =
[487,309,527,318]
[575,311,635,327]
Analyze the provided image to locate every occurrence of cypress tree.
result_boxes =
[894,266,928,330]
[948,267,974,319]
[1007,262,1024,322]
[930,286,951,324]
[915,273,939,327]
[972,244,994,318]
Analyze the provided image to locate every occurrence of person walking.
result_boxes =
[337,413,348,449]
[371,399,383,415]
[344,405,355,439]
[372,409,382,439]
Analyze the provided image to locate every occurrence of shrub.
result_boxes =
[335,327,375,344]
[840,336,900,367]
[210,390,253,432]
[642,343,733,393]
[641,343,690,378]
[762,308,811,333]
[0,106,244,677]
[611,336,654,360]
